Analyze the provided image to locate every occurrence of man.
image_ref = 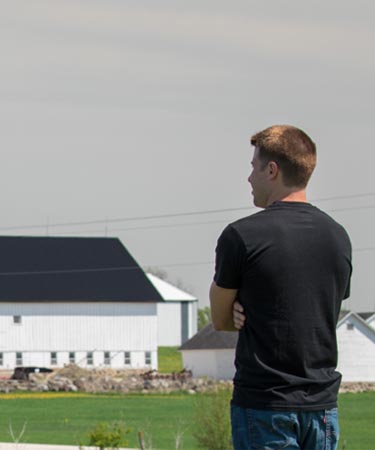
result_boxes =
[210,125,352,450]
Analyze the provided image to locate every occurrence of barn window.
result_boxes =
[124,352,131,366]
[346,323,354,330]
[51,352,57,365]
[145,351,152,365]
[16,352,23,365]
[104,352,111,365]
[13,316,22,325]
[87,352,93,365]
[0,353,3,366]
[69,352,75,364]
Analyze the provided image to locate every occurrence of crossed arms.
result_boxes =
[209,281,245,331]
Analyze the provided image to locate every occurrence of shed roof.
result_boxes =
[180,322,238,350]
[0,236,163,302]
[337,311,375,336]
[357,312,375,321]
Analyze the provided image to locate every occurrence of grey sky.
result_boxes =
[1,0,374,310]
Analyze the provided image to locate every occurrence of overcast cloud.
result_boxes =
[0,0,374,310]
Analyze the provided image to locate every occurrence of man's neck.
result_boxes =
[266,189,308,206]
[280,190,308,203]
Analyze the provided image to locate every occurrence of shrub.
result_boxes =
[192,387,233,450]
[87,420,131,450]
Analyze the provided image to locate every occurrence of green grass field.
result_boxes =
[157,346,183,373]
[338,392,375,449]
[0,392,199,449]
[0,391,374,449]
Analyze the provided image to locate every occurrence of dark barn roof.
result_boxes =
[0,236,163,302]
[180,323,238,350]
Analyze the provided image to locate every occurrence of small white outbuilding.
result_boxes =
[179,323,238,380]
[336,311,375,382]
[181,311,375,382]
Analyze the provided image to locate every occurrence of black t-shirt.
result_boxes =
[214,201,352,411]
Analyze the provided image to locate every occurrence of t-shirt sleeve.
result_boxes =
[342,232,352,300]
[343,260,352,300]
[213,225,245,289]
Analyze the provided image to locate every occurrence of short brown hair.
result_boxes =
[250,125,317,187]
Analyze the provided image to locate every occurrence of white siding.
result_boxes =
[188,302,198,340]
[337,318,375,382]
[181,349,235,380]
[157,301,198,346]
[157,302,181,346]
[147,272,198,346]
[0,302,158,370]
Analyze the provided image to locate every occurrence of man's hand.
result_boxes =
[233,301,246,330]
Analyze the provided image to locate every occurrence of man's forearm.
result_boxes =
[209,282,238,331]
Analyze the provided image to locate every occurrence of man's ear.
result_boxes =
[268,161,279,179]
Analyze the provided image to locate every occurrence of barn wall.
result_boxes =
[157,302,181,346]
[0,302,157,370]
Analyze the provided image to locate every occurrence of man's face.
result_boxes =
[248,147,269,208]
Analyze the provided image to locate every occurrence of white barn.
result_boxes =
[0,236,197,371]
[0,301,158,370]
[146,273,198,346]
[181,311,375,382]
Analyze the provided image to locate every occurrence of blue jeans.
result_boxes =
[231,404,339,450]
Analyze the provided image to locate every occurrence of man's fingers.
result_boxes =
[233,301,244,312]
[233,302,246,330]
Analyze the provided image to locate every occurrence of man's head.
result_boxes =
[248,125,316,207]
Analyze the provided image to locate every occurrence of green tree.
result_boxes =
[198,306,211,330]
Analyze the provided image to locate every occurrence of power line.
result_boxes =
[24,204,375,236]
[0,192,374,232]
[51,219,229,236]
[0,266,139,277]
[313,193,375,202]
[0,206,254,232]
[354,247,375,253]
[0,262,213,276]
[0,245,372,277]
[326,205,375,213]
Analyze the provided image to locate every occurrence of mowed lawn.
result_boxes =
[157,346,183,373]
[0,391,374,449]
[338,391,375,449]
[0,392,200,449]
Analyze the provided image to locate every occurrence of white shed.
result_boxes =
[146,273,198,346]
[181,311,375,382]
[179,323,238,380]
[0,236,163,370]
[337,311,375,382]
